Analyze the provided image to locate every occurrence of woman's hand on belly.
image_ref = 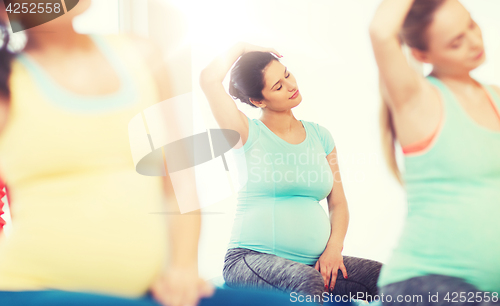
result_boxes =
[314,245,348,292]
[150,264,215,306]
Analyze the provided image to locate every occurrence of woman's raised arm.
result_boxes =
[369,0,430,111]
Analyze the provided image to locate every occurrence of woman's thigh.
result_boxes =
[223,247,325,298]
[380,274,500,306]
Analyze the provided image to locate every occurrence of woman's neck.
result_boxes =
[430,68,475,86]
[260,110,300,134]
[431,69,486,104]
[24,24,90,54]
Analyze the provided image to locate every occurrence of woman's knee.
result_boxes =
[222,248,249,281]
[222,258,242,286]
[343,257,382,283]
[292,267,325,297]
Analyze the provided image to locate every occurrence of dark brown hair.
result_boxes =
[0,20,15,98]
[229,51,279,108]
[400,0,447,51]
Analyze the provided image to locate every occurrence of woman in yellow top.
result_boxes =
[0,2,313,306]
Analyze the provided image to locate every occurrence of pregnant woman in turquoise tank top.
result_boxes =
[370,0,500,305]
[200,43,382,302]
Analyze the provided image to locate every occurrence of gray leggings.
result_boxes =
[223,248,382,301]
[381,275,500,306]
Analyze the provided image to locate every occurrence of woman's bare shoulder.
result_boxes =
[99,33,163,71]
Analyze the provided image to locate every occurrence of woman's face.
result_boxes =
[254,60,302,111]
[422,0,485,73]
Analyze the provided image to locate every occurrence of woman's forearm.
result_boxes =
[167,212,201,268]
[369,0,415,40]
[326,201,349,252]
[164,169,202,268]
[200,42,246,85]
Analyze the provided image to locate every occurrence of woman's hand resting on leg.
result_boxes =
[315,246,348,292]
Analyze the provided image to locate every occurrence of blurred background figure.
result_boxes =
[370,0,500,304]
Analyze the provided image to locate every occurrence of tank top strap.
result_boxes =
[426,75,468,119]
[482,84,500,113]
[427,76,500,123]
[426,75,455,105]
[13,34,139,113]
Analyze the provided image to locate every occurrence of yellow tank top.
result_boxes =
[0,34,169,297]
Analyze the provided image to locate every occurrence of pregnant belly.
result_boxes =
[0,182,168,297]
[0,211,167,296]
[273,197,331,264]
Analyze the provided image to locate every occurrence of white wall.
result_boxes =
[73,0,120,34]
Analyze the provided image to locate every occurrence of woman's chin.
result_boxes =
[475,55,487,69]
[468,53,487,71]
[292,96,303,108]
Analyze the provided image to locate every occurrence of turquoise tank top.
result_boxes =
[378,76,500,292]
[228,117,335,265]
